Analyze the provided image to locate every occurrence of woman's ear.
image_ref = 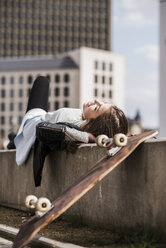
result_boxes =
[82,113,85,120]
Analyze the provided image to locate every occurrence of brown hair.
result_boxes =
[81,105,128,138]
[66,105,128,153]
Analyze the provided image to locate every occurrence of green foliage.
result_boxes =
[124,229,161,248]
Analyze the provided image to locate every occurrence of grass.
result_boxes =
[123,229,165,248]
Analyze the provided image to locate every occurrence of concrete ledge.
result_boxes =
[0,139,166,239]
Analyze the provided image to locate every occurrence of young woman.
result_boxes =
[13,76,128,186]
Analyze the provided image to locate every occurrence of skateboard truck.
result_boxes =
[25,195,53,217]
[96,133,128,156]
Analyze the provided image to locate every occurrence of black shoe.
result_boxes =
[7,132,16,149]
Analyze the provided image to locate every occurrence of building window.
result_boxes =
[102,76,105,84]
[10,89,14,97]
[64,87,69,97]
[102,92,105,98]
[1,89,5,98]
[102,62,105,70]
[94,89,98,97]
[49,89,51,97]
[1,103,5,111]
[46,74,50,81]
[10,103,14,111]
[55,74,60,83]
[94,61,98,69]
[54,101,59,110]
[1,116,5,125]
[18,116,23,124]
[48,102,50,110]
[18,102,23,111]
[28,75,33,84]
[10,77,14,84]
[94,75,98,83]
[9,116,13,125]
[64,101,69,107]
[109,90,112,98]
[54,87,60,96]
[1,77,6,85]
[19,76,23,84]
[1,129,5,138]
[27,89,31,97]
[19,89,23,97]
[110,63,113,71]
[109,77,112,85]
[64,74,70,83]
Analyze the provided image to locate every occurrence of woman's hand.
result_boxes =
[88,133,96,142]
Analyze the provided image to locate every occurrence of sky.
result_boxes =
[112,0,159,129]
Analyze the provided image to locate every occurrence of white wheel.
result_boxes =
[96,135,108,147]
[25,195,38,209]
[36,197,51,212]
[113,133,127,147]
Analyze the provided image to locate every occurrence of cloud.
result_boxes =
[121,11,157,27]
[121,0,158,11]
[135,45,159,62]
[147,71,159,82]
[114,0,159,28]
[125,86,158,128]
[126,86,158,102]
[124,64,159,128]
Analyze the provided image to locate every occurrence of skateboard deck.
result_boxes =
[12,130,158,248]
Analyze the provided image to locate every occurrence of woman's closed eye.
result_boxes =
[94,105,100,111]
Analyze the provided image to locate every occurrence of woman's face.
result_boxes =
[82,100,112,120]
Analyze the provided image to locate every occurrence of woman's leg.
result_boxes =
[7,76,49,149]
[26,76,49,113]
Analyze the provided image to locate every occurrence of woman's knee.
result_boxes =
[35,76,49,84]
[32,76,49,90]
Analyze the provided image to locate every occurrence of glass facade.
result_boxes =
[0,0,111,57]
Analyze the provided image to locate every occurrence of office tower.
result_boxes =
[0,0,111,57]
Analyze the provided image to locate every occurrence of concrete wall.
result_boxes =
[0,139,166,239]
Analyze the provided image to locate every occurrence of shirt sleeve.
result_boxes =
[65,127,89,143]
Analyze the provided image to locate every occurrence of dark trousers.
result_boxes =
[26,76,49,113]
[27,76,50,187]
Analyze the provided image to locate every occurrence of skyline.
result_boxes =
[0,0,159,131]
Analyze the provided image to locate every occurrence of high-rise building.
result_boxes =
[159,0,166,137]
[0,0,111,57]
[0,47,124,143]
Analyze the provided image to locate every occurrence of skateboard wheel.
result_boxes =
[25,195,38,209]
[114,133,127,147]
[36,197,51,212]
[96,135,108,147]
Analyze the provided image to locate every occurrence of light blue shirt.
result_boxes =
[14,108,85,166]
[14,109,46,166]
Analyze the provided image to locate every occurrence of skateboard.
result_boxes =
[12,130,158,248]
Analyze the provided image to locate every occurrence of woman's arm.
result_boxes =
[65,127,95,143]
